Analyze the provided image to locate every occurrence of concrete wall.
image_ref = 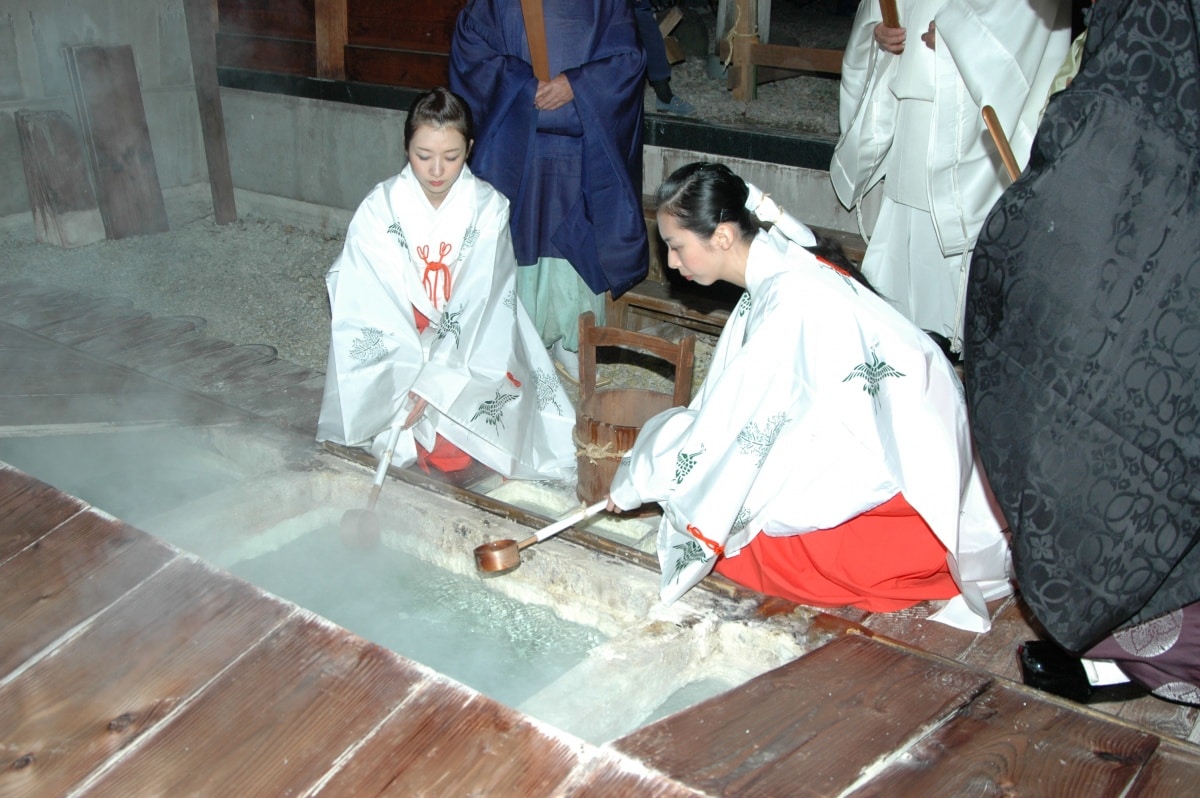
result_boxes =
[0,0,876,237]
[0,0,207,217]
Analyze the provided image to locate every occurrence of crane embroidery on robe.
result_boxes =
[668,538,707,584]
[673,445,706,484]
[349,326,387,364]
[387,221,408,251]
[736,412,788,467]
[460,225,480,252]
[471,389,518,430]
[503,288,517,313]
[434,305,464,348]
[732,506,752,532]
[417,242,453,307]
[843,349,905,410]
[534,367,563,413]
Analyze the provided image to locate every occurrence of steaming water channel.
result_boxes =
[1,423,807,743]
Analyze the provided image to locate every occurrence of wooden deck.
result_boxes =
[3,277,1199,795]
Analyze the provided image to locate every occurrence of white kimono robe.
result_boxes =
[316,165,576,481]
[829,0,1070,348]
[609,228,1011,631]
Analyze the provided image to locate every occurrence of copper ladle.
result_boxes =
[474,499,608,573]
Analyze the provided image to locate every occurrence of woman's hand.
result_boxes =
[534,75,574,111]
[874,22,906,54]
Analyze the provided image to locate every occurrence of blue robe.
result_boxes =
[450,0,648,298]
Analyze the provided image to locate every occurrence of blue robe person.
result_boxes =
[450,0,648,355]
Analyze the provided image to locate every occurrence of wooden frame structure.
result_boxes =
[720,0,845,101]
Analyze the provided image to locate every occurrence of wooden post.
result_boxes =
[731,0,758,101]
[183,0,237,225]
[315,0,348,80]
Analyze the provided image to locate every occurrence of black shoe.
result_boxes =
[1018,640,1148,704]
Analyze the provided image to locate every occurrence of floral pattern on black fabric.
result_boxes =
[964,0,1200,650]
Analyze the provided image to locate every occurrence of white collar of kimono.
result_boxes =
[745,225,824,296]
[391,165,477,310]
[744,183,816,247]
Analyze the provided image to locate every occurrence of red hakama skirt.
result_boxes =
[713,493,960,612]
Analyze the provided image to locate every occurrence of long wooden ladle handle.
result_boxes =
[517,499,608,550]
[982,105,1021,183]
[880,0,900,28]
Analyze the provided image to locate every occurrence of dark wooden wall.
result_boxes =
[216,0,468,88]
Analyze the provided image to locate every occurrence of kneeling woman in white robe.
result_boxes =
[317,88,576,481]
[608,162,1010,631]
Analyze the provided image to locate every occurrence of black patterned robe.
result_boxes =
[965,0,1200,651]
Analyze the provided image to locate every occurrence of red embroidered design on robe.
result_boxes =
[417,242,453,307]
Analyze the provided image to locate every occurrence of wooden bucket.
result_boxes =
[573,312,696,504]
[574,388,674,504]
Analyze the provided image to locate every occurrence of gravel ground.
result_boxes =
[0,1,846,384]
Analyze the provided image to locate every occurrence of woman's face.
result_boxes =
[657,211,727,286]
[407,124,470,208]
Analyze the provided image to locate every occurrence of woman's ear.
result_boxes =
[467,138,474,159]
[712,221,737,251]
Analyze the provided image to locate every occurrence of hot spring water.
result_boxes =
[0,422,812,743]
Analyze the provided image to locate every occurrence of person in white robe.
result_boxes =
[830,0,1071,352]
[317,88,576,481]
[608,162,1011,632]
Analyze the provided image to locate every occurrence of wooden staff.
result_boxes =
[520,0,550,81]
[982,105,1021,182]
[880,0,900,28]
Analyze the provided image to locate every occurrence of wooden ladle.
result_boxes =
[474,499,608,573]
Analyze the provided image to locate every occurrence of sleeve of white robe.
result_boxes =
[928,0,1071,255]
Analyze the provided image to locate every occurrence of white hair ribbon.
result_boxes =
[744,183,817,247]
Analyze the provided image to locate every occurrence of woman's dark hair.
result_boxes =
[656,161,876,293]
[405,87,474,150]
[655,162,758,242]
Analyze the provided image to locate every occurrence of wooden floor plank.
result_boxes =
[0,323,247,434]
[0,510,176,678]
[0,465,86,561]
[1127,739,1200,797]
[35,308,151,347]
[0,558,292,797]
[318,681,587,796]
[113,328,236,373]
[849,682,1159,797]
[614,634,992,797]
[0,289,111,330]
[82,614,418,796]
[73,315,208,359]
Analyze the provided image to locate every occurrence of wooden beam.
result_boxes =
[183,0,238,225]
[315,0,348,80]
[750,43,843,75]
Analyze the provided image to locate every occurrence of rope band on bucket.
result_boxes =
[572,430,628,465]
